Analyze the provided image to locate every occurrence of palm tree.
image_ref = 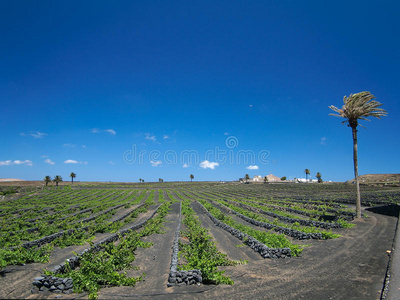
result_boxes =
[53,175,63,187]
[316,172,322,183]
[44,175,51,186]
[245,174,250,183]
[305,169,310,182]
[329,91,387,218]
[139,178,142,183]
[190,174,194,182]
[69,172,76,184]
[159,178,163,183]
[263,176,268,183]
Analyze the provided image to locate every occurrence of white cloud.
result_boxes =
[44,159,55,165]
[0,160,33,166]
[145,133,156,142]
[63,143,76,148]
[182,163,190,168]
[82,145,86,148]
[320,137,327,145]
[41,155,49,158]
[92,128,116,135]
[249,104,253,108]
[0,160,12,166]
[64,159,78,164]
[64,159,88,165]
[20,131,47,139]
[150,160,162,167]
[224,132,229,136]
[105,129,116,135]
[163,135,170,139]
[246,165,259,170]
[200,160,219,170]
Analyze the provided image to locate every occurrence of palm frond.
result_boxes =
[329,91,387,128]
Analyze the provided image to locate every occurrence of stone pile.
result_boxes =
[32,275,73,294]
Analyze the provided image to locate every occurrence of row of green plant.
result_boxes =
[47,200,173,299]
[211,198,340,239]
[178,197,244,284]
[197,199,303,256]
[0,190,150,247]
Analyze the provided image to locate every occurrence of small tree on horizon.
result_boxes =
[190,174,194,182]
[305,169,310,182]
[263,176,268,183]
[329,92,387,218]
[69,172,76,184]
[44,175,51,186]
[159,178,163,183]
[53,175,63,187]
[245,174,250,183]
[316,172,323,183]
[281,176,287,181]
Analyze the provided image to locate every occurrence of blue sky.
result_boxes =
[1,0,399,182]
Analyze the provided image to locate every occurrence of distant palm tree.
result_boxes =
[316,172,322,183]
[263,176,268,183]
[44,176,51,186]
[190,174,194,182]
[53,175,63,186]
[139,178,142,183]
[245,174,250,183]
[305,169,310,182]
[69,172,76,184]
[159,178,163,183]
[329,91,387,218]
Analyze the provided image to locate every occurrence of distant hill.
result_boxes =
[347,174,400,185]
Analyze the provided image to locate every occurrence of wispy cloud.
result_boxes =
[320,137,327,145]
[182,163,190,168]
[105,129,116,135]
[44,158,55,165]
[20,131,47,139]
[64,159,88,164]
[0,160,33,166]
[200,160,219,170]
[145,133,156,142]
[92,128,116,135]
[163,134,170,140]
[150,160,162,167]
[63,143,76,148]
[246,165,259,170]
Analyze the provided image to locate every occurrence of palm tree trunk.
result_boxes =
[352,126,362,218]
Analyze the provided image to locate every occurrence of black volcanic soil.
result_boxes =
[0,206,397,300]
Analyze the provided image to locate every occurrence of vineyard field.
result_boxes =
[0,182,399,299]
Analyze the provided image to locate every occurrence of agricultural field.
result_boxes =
[0,182,399,299]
